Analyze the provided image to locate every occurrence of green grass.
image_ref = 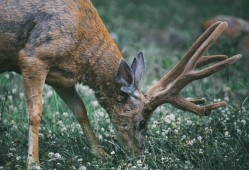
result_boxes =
[1,84,249,169]
[1,0,249,169]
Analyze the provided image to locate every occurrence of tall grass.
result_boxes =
[0,81,249,169]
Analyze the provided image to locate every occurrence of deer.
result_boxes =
[0,0,241,169]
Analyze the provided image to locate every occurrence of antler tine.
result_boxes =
[192,54,241,80]
[187,98,206,105]
[196,55,228,68]
[172,54,241,92]
[147,21,223,96]
[183,22,228,73]
[144,21,241,117]
[170,96,226,116]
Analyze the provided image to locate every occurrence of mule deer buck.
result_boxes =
[0,0,241,168]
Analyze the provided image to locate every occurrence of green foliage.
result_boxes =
[1,87,249,169]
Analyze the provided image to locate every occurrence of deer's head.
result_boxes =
[112,22,241,154]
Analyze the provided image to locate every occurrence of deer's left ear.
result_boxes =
[131,51,145,89]
[115,59,136,95]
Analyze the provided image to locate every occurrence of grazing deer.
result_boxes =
[0,0,241,169]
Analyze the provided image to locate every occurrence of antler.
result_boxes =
[145,21,241,117]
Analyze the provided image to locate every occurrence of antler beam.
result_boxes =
[145,21,241,117]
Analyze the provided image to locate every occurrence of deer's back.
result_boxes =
[0,0,83,73]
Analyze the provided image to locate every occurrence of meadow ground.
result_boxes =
[0,0,249,169]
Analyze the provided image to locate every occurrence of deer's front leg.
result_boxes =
[53,86,111,159]
[19,53,48,169]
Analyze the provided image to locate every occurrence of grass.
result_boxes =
[1,0,249,169]
[1,83,249,169]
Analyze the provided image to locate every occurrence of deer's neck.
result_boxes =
[73,1,123,115]
[79,39,122,110]
[79,39,123,115]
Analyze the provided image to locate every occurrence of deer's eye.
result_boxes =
[138,120,146,130]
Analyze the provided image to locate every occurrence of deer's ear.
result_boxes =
[115,59,135,95]
[131,51,145,89]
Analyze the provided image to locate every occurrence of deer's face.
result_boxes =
[112,91,150,154]
[114,52,150,154]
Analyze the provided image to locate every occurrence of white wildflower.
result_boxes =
[19,92,24,98]
[92,101,99,107]
[241,120,246,125]
[137,160,143,167]
[151,124,157,129]
[181,135,186,141]
[8,95,13,101]
[163,114,176,124]
[205,127,212,134]
[54,153,62,159]
[224,131,230,138]
[186,120,192,125]
[153,120,160,125]
[61,127,67,132]
[197,136,202,142]
[46,90,54,98]
[58,120,63,125]
[77,158,83,162]
[98,134,103,140]
[39,133,44,138]
[10,148,16,151]
[12,88,17,94]
[131,166,137,169]
[78,165,87,170]
[62,112,69,117]
[161,157,167,161]
[48,152,54,158]
[8,153,13,157]
[162,129,169,136]
[96,111,105,117]
[16,156,21,161]
[109,127,115,133]
[188,138,196,146]
[224,97,229,102]
[35,166,41,170]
